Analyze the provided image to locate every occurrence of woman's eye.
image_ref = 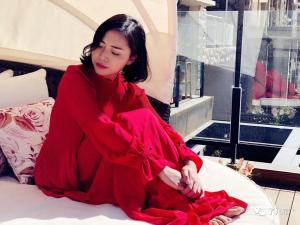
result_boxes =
[112,52,120,56]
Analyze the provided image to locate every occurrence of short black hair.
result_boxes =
[80,14,149,83]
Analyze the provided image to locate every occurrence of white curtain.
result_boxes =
[0,0,177,103]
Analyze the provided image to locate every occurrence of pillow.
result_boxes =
[254,62,267,85]
[0,147,9,175]
[288,83,297,98]
[252,81,266,99]
[0,98,55,184]
[0,69,48,108]
[0,65,12,173]
[267,69,282,96]
[0,69,13,79]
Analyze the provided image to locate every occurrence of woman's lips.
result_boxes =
[96,63,108,69]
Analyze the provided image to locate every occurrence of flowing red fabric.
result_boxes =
[35,65,247,225]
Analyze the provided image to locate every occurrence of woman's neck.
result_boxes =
[100,73,118,81]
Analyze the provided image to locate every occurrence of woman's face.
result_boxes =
[91,30,136,79]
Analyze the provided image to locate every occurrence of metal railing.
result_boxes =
[172,62,205,107]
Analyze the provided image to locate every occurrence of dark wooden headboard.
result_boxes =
[0,60,170,122]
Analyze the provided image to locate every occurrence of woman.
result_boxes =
[35,14,247,225]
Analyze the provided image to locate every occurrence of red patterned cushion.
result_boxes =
[0,148,9,175]
[252,81,266,99]
[254,62,267,85]
[0,98,54,184]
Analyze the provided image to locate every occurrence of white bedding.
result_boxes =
[0,157,279,225]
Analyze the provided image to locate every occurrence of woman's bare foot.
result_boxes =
[208,206,244,225]
[223,206,245,218]
[208,215,232,225]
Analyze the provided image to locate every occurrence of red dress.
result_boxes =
[35,65,247,225]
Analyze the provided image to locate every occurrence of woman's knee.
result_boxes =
[115,108,157,133]
[116,108,154,123]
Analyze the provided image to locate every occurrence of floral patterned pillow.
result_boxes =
[0,98,55,184]
[0,69,13,175]
[0,147,9,175]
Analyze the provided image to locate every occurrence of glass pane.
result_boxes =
[241,10,300,130]
[175,10,204,101]
[177,10,238,141]
[239,8,300,166]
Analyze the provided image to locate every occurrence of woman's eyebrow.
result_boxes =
[111,45,124,50]
[101,40,123,50]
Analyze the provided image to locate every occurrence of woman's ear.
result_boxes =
[127,55,137,65]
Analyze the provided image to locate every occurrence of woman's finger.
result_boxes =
[181,167,190,184]
[182,179,202,199]
[182,185,192,195]
[186,191,198,199]
[187,189,201,199]
[198,185,204,197]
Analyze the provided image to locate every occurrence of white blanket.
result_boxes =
[0,158,279,225]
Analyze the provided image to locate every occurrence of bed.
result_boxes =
[0,60,280,225]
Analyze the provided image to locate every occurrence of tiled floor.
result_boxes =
[195,154,300,225]
[262,187,300,225]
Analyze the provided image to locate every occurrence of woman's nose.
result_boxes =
[98,48,109,62]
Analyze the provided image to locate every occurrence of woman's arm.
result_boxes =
[134,88,204,195]
[135,88,203,172]
[58,66,173,181]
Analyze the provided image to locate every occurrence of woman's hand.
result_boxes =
[158,166,185,191]
[181,160,203,199]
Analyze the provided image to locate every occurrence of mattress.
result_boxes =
[0,157,279,225]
